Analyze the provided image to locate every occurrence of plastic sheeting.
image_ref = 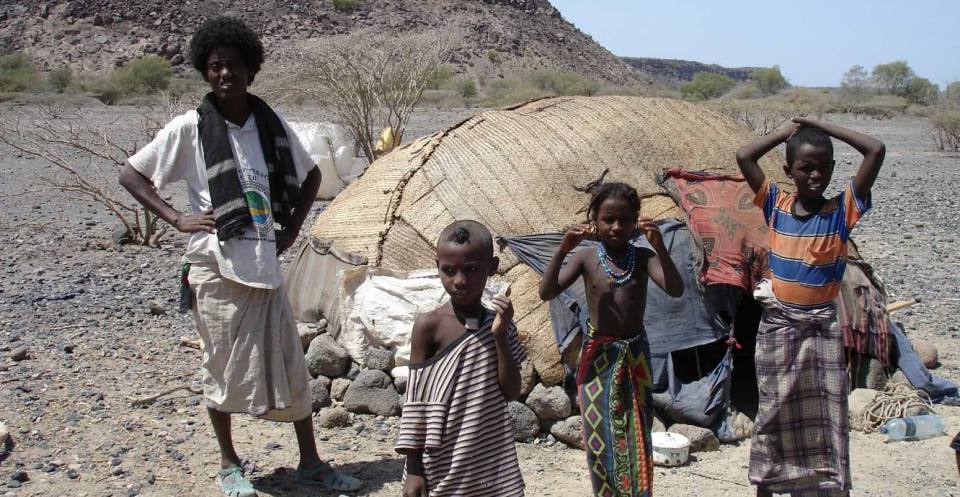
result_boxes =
[288,122,369,199]
[333,266,509,367]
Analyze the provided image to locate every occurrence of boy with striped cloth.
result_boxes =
[736,117,885,497]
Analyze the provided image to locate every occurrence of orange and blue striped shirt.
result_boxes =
[754,179,871,308]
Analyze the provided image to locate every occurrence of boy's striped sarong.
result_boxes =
[750,302,851,497]
[577,326,654,497]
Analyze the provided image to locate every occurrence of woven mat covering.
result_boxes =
[311,96,787,383]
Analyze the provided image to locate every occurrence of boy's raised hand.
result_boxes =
[491,287,514,338]
[560,223,594,253]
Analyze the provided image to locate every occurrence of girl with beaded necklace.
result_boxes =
[539,182,683,497]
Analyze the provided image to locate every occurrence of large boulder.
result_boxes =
[309,376,332,412]
[507,401,540,442]
[550,416,584,449]
[667,424,719,453]
[343,370,401,416]
[363,348,395,371]
[296,323,321,352]
[305,335,350,378]
[525,383,571,421]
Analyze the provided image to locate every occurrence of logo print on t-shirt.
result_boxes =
[245,190,272,236]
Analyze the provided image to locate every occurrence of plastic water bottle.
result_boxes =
[878,414,946,441]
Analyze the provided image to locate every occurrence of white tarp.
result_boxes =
[334,266,509,373]
[288,122,369,199]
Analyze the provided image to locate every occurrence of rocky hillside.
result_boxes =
[622,57,757,88]
[0,0,649,86]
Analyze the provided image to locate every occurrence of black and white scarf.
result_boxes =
[197,92,301,241]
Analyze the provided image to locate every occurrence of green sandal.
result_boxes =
[295,462,362,492]
[217,466,257,497]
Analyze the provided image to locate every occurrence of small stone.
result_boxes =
[310,376,332,411]
[9,347,29,361]
[346,361,361,380]
[913,340,939,369]
[549,416,584,449]
[9,472,27,483]
[330,378,351,402]
[6,481,20,489]
[110,457,122,466]
[169,54,184,65]
[145,472,155,485]
[393,375,408,395]
[343,370,401,416]
[519,360,538,398]
[318,407,350,428]
[148,301,165,316]
[265,441,281,450]
[507,401,540,442]
[304,335,349,378]
[652,415,666,434]
[667,424,719,453]
[363,348,394,371]
[66,469,80,479]
[525,383,571,421]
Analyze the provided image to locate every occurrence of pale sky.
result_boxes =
[550,0,960,88]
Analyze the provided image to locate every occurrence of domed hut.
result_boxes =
[309,96,787,386]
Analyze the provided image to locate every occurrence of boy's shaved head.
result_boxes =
[438,220,494,258]
[786,126,833,166]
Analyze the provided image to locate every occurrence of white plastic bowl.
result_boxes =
[651,431,690,467]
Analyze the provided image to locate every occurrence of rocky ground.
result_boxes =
[0,103,957,497]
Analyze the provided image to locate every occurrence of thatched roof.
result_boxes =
[311,96,787,384]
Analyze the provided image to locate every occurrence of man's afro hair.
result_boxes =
[189,16,264,78]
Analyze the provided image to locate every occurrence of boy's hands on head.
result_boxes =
[174,208,216,233]
[560,223,594,253]
[491,287,514,338]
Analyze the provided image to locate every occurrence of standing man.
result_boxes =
[119,16,361,496]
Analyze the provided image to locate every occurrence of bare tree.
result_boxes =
[266,28,462,164]
[0,95,190,246]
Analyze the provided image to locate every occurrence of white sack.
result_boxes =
[334,266,509,367]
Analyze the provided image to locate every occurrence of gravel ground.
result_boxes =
[0,103,957,497]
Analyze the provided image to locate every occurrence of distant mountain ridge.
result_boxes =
[622,57,759,87]
[0,0,648,86]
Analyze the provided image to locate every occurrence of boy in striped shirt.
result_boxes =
[736,117,885,497]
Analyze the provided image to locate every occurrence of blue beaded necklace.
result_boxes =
[596,242,636,287]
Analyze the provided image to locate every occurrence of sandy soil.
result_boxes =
[0,102,957,497]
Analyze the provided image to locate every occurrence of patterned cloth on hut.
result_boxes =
[661,169,769,291]
[749,300,851,497]
[836,259,891,366]
[578,324,654,497]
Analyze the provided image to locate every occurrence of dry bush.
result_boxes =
[835,95,910,120]
[931,108,960,152]
[0,95,190,245]
[712,92,826,135]
[266,28,461,164]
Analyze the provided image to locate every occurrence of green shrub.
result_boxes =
[904,76,938,105]
[752,65,789,95]
[528,70,600,96]
[840,95,910,120]
[426,66,454,90]
[96,56,173,104]
[680,72,735,100]
[457,78,477,98]
[47,67,73,93]
[332,0,359,10]
[871,61,913,97]
[0,53,39,92]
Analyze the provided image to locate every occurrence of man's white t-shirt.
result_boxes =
[129,110,314,289]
